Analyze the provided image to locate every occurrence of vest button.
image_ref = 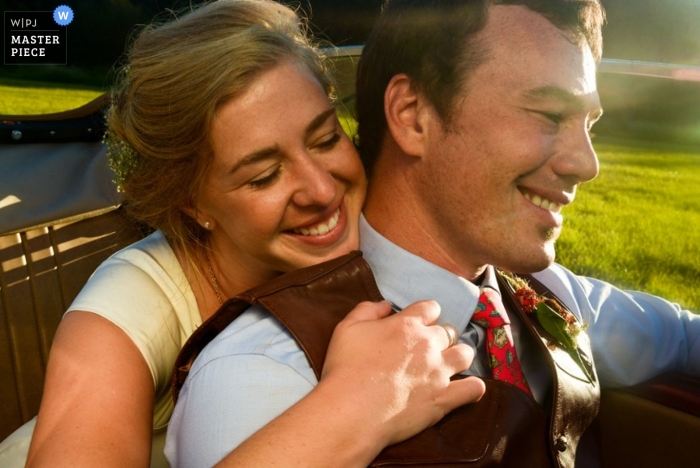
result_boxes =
[555,435,569,452]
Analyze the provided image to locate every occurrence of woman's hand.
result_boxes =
[216,300,484,468]
[321,300,486,447]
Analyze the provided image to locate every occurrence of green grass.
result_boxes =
[4,85,698,311]
[556,139,700,312]
[0,79,105,115]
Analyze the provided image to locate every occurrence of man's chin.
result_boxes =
[503,243,556,274]
[538,228,559,267]
[535,240,557,271]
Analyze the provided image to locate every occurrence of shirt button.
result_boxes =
[555,435,569,452]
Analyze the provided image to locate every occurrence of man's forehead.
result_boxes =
[474,5,598,92]
[480,5,583,57]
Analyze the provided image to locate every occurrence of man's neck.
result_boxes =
[363,182,487,282]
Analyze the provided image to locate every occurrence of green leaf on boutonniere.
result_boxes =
[572,348,596,384]
[535,301,578,350]
[535,301,595,384]
[500,270,595,384]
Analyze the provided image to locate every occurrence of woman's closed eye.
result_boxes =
[313,131,341,152]
[248,165,282,189]
[245,128,342,189]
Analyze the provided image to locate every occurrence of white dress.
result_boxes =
[0,231,201,467]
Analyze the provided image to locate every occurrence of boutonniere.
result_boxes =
[500,271,595,384]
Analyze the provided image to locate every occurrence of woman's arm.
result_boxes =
[188,300,484,468]
[26,311,155,468]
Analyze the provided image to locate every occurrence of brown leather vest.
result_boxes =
[173,251,600,467]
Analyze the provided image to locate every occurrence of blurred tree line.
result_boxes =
[0,0,384,85]
[2,0,700,81]
[1,0,699,145]
[0,0,208,83]
[593,0,700,146]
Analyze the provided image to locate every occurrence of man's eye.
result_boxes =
[539,111,563,124]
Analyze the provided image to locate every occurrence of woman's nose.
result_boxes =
[290,155,337,207]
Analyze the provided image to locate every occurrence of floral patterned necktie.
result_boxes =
[472,287,533,397]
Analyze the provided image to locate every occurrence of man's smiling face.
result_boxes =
[416,5,603,277]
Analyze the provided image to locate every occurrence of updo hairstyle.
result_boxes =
[107,0,333,257]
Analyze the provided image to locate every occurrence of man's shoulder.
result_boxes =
[187,304,310,377]
[173,251,379,397]
[532,262,619,306]
[531,263,576,288]
[528,263,594,316]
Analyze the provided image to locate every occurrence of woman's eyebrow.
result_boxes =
[228,108,337,175]
[228,147,279,175]
[304,108,336,137]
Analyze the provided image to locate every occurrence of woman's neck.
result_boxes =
[173,243,277,321]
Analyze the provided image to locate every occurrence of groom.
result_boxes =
[168,0,700,466]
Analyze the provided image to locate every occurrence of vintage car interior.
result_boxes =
[1,46,698,467]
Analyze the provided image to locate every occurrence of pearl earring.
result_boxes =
[204,221,211,230]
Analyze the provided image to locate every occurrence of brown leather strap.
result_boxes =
[499,273,600,468]
[172,254,603,467]
[172,251,553,467]
[173,250,379,401]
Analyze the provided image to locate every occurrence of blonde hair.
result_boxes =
[108,0,332,258]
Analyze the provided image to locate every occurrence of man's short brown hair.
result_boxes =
[355,0,605,176]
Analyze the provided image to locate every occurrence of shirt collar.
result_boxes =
[359,214,496,332]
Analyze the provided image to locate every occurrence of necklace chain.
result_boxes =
[205,251,224,305]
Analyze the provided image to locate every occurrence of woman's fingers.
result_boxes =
[435,323,460,348]
[439,344,485,410]
[444,375,487,410]
[398,300,441,326]
[338,300,394,324]
[323,299,488,448]
[442,343,475,375]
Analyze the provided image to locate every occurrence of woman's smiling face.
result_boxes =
[193,60,366,283]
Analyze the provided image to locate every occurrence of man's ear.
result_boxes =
[384,74,433,158]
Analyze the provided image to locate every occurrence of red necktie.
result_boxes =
[472,287,533,397]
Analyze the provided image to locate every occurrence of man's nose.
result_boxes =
[552,125,599,184]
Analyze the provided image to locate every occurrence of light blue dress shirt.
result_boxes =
[165,215,700,467]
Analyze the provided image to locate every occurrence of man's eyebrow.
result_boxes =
[522,86,603,120]
[228,108,336,175]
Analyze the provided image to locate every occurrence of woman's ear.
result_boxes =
[181,203,216,231]
[384,74,434,159]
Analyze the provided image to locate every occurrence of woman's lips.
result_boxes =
[291,208,341,236]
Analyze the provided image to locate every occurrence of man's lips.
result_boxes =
[520,188,571,214]
[290,208,341,236]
